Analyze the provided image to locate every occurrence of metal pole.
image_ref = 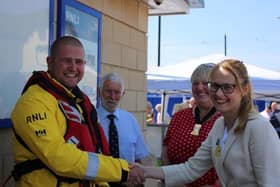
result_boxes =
[224,33,227,56]
[157,16,161,67]
[160,90,165,124]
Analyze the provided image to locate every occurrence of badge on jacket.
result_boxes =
[191,124,202,136]
[215,138,221,157]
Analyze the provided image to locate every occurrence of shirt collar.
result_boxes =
[99,104,120,120]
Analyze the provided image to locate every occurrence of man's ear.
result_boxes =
[46,56,52,67]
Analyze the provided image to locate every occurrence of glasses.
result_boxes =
[208,82,236,94]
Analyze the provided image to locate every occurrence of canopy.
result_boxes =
[147,54,280,101]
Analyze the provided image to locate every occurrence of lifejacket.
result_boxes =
[12,71,109,185]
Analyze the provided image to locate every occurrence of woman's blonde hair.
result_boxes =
[210,59,256,134]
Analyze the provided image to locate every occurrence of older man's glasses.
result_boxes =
[208,82,236,94]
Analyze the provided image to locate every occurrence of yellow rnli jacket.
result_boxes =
[11,80,129,187]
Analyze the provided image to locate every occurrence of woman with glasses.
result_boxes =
[161,63,221,187]
[134,59,280,187]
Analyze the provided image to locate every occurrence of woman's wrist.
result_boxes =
[143,166,164,180]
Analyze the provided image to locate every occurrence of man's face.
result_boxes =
[100,80,124,113]
[271,102,278,112]
[47,44,85,90]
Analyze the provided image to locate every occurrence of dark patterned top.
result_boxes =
[163,107,221,187]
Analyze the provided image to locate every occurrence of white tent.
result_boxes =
[147,54,280,101]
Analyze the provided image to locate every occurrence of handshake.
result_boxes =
[125,163,163,187]
[126,163,146,186]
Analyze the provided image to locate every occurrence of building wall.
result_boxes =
[0,128,14,186]
[79,0,149,130]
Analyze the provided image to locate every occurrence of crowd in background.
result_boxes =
[261,101,280,137]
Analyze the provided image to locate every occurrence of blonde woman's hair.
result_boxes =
[210,59,256,134]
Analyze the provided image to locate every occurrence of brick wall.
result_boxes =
[80,0,149,130]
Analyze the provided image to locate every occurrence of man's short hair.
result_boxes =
[50,36,84,57]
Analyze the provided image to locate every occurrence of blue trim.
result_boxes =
[48,0,55,53]
[96,9,102,108]
[0,118,12,128]
[57,0,65,37]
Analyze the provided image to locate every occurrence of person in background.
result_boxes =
[155,103,163,123]
[97,72,149,186]
[269,101,280,137]
[172,97,196,115]
[155,103,171,124]
[260,105,271,119]
[270,101,279,115]
[135,59,280,187]
[10,36,143,187]
[161,63,221,187]
[146,101,155,124]
[172,102,188,116]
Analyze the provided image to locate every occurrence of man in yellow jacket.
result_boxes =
[11,36,143,187]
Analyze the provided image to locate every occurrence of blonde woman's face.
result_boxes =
[209,67,242,115]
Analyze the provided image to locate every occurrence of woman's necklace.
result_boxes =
[191,107,216,136]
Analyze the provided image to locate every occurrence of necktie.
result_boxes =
[107,114,119,158]
[107,115,142,187]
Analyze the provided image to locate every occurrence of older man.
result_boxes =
[97,72,149,162]
[97,72,149,186]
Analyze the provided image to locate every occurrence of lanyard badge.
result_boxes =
[191,124,202,136]
[215,138,221,157]
[192,107,216,136]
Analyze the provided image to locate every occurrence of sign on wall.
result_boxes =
[58,0,102,105]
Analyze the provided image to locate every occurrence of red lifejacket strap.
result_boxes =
[22,71,109,155]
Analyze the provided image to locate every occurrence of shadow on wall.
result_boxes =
[0,128,14,187]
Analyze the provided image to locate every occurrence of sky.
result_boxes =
[147,0,280,71]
